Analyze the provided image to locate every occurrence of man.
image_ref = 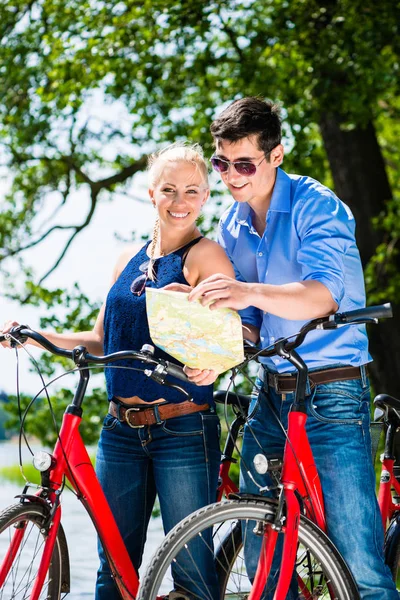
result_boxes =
[186,97,398,599]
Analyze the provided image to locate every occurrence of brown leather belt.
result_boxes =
[264,365,367,394]
[109,399,209,428]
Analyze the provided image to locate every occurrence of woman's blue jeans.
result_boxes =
[240,368,399,600]
[95,407,221,600]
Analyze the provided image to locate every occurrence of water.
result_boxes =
[0,441,164,599]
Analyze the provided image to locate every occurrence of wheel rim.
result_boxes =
[142,503,350,600]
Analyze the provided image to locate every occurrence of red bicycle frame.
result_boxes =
[375,397,400,530]
[248,408,326,600]
[378,456,400,530]
[212,389,328,600]
[0,411,139,600]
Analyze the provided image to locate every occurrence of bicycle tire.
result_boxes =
[138,499,360,600]
[384,513,400,586]
[0,502,65,599]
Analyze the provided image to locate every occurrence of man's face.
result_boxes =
[214,135,283,206]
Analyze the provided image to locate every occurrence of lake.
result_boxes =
[0,440,165,599]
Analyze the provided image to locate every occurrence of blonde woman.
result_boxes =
[2,143,234,600]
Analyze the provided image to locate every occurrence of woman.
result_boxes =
[1,143,235,600]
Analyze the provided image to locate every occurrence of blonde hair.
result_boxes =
[147,143,208,280]
[148,142,209,189]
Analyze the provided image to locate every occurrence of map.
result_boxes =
[146,288,244,373]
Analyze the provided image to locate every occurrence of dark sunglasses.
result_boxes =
[130,260,151,296]
[210,155,267,177]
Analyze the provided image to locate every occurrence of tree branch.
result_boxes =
[1,224,78,259]
[36,189,100,286]
[217,12,245,63]
[92,155,148,192]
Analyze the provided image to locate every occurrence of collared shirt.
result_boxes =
[218,168,370,372]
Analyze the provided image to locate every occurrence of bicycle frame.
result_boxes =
[248,410,326,600]
[248,348,328,600]
[377,404,400,530]
[0,373,139,600]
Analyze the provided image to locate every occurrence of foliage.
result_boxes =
[1,0,399,298]
[365,195,400,305]
[4,387,105,447]
[1,0,400,433]
[0,463,41,485]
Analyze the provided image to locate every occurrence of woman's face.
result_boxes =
[150,161,209,232]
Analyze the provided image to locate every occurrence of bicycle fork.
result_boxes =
[0,503,62,600]
[31,505,62,600]
[248,484,300,600]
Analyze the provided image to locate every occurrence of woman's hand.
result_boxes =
[1,320,22,348]
[183,366,218,386]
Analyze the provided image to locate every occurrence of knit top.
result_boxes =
[103,237,214,405]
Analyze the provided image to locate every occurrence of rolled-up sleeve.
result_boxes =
[218,222,263,329]
[294,193,355,306]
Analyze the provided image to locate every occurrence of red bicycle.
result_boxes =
[1,306,398,600]
[0,327,196,600]
[138,303,394,600]
[373,392,400,586]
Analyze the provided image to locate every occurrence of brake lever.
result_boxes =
[145,363,191,400]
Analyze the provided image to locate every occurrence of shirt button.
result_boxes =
[258,252,263,257]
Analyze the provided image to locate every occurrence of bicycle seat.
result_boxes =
[374,393,400,413]
[213,391,251,412]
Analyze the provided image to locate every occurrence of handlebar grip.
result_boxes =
[335,303,392,324]
[165,361,189,382]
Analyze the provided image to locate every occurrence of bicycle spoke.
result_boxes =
[0,506,61,600]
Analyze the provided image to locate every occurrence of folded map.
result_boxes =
[146,288,244,374]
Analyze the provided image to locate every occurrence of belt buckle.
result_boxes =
[125,407,145,429]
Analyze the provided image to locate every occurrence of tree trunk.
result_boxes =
[319,114,400,397]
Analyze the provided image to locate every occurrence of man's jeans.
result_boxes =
[240,369,399,600]
[95,408,221,600]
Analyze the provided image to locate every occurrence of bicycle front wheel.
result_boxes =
[0,502,64,599]
[138,499,359,600]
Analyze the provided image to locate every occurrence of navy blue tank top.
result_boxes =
[103,238,214,405]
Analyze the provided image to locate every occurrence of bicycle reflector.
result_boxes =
[32,451,53,472]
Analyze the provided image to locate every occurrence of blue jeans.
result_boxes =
[95,407,221,600]
[240,369,399,600]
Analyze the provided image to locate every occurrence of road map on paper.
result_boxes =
[146,288,244,374]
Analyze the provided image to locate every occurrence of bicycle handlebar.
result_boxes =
[245,302,393,359]
[0,327,190,383]
[0,302,392,373]
[331,302,392,324]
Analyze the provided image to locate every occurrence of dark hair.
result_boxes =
[210,97,282,156]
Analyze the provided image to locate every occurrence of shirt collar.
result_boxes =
[234,167,292,225]
[269,168,291,213]
[235,202,251,225]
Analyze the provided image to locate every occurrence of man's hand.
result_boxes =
[183,366,218,386]
[188,274,253,311]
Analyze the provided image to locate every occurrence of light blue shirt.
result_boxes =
[218,168,371,372]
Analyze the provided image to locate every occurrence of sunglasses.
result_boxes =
[130,260,152,296]
[210,155,267,177]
